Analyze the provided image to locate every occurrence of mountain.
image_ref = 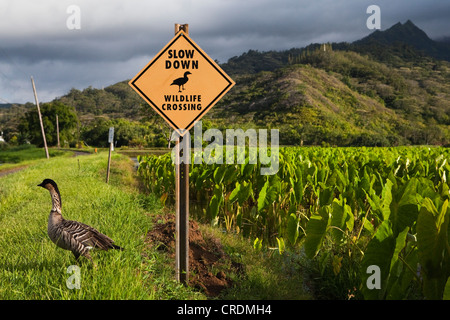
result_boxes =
[214,21,450,146]
[214,47,449,146]
[222,20,450,75]
[353,20,450,62]
[437,36,450,44]
[2,21,449,147]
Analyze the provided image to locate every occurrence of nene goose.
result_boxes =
[38,178,122,263]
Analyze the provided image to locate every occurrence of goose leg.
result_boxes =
[72,251,81,260]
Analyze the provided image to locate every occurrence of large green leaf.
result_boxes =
[335,167,349,192]
[385,227,411,299]
[241,159,256,178]
[330,199,348,242]
[361,220,395,300]
[209,195,220,223]
[287,213,299,245]
[389,227,409,275]
[257,180,269,212]
[380,179,393,221]
[223,165,237,185]
[304,207,329,259]
[444,278,450,300]
[390,177,421,235]
[238,181,252,205]
[417,198,450,299]
[293,168,303,205]
[213,165,227,185]
[276,237,285,254]
[257,179,278,212]
[318,185,334,206]
[230,181,252,206]
[229,182,241,204]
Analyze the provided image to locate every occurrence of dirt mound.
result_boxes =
[145,214,242,297]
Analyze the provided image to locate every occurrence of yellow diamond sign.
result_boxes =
[129,31,235,136]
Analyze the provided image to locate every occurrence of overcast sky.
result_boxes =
[0,0,449,104]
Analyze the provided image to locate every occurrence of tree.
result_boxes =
[81,118,153,148]
[18,102,78,147]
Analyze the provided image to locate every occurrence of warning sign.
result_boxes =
[129,31,235,135]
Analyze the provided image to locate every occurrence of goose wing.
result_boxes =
[61,219,119,251]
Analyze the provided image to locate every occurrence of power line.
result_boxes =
[0,46,29,79]
[0,96,12,104]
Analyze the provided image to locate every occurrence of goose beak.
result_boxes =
[37,182,44,187]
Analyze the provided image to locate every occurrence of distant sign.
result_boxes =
[129,31,235,136]
[108,127,114,143]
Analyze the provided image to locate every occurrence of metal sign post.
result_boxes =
[175,128,190,283]
[128,24,234,284]
[174,23,190,284]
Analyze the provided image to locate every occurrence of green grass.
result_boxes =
[0,144,69,164]
[0,152,185,299]
[203,226,311,300]
[0,151,311,300]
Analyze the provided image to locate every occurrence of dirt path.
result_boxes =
[71,150,92,157]
[0,165,28,178]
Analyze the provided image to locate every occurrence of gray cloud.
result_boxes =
[0,0,449,103]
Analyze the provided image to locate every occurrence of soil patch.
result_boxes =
[145,214,243,297]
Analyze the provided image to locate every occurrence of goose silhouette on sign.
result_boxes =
[170,71,191,92]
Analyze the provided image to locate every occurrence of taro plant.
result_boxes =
[138,146,450,299]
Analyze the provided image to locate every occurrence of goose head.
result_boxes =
[38,178,58,190]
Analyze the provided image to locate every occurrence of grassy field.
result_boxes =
[0,144,70,164]
[0,152,161,299]
[0,151,310,300]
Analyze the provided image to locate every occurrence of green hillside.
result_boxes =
[2,21,449,147]
[214,47,449,146]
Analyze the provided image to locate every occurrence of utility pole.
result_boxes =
[31,76,49,159]
[106,127,114,183]
[56,114,60,149]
